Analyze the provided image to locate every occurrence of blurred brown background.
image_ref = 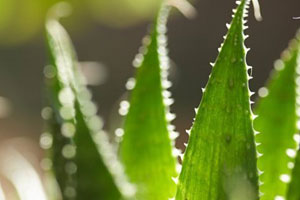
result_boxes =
[0,0,299,150]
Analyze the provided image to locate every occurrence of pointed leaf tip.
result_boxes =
[120,4,177,200]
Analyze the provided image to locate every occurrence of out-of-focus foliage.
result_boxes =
[44,7,135,199]
[87,0,163,27]
[0,0,165,45]
[254,33,300,200]
[0,0,56,45]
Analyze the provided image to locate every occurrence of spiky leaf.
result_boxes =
[45,17,134,200]
[254,33,300,200]
[120,5,178,200]
[175,1,259,199]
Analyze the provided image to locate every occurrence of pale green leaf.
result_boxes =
[254,33,300,200]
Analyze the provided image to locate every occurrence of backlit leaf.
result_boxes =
[45,11,134,200]
[120,4,178,200]
[254,32,300,200]
[175,0,259,199]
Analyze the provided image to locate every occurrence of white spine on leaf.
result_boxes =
[156,8,183,190]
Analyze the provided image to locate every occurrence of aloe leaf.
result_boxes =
[44,13,135,200]
[175,1,259,199]
[287,146,300,200]
[120,4,178,200]
[254,33,300,200]
[43,20,77,198]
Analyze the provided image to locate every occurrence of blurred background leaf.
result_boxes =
[0,0,169,46]
[86,0,163,27]
[45,12,135,199]
[0,0,53,45]
[254,32,300,200]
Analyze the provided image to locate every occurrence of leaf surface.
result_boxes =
[120,5,178,200]
[175,1,259,199]
[254,33,300,200]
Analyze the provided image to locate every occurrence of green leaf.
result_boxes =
[254,33,300,200]
[175,1,259,199]
[44,14,135,200]
[44,18,77,198]
[120,4,178,200]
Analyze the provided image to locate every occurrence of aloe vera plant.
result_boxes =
[34,1,300,200]
[175,0,259,199]
[254,32,300,200]
[120,4,178,200]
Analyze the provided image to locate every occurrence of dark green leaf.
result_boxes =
[175,1,259,199]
